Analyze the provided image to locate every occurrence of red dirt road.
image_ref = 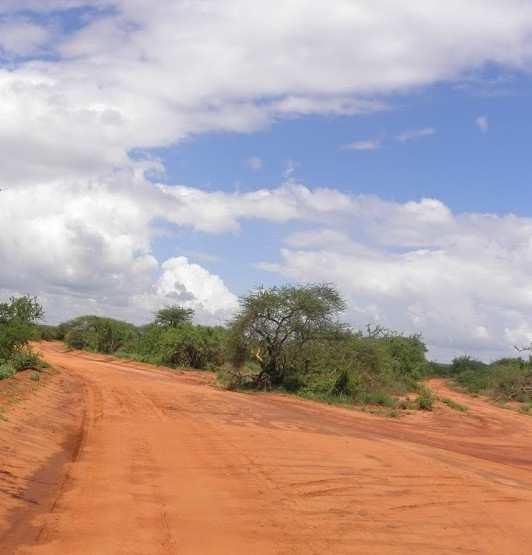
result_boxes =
[1,342,532,554]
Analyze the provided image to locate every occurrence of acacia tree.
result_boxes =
[154,305,194,328]
[228,284,346,387]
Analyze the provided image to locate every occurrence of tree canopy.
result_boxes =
[228,284,346,386]
[154,305,194,328]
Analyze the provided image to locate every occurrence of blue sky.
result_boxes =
[155,78,532,215]
[148,74,532,299]
[3,1,532,360]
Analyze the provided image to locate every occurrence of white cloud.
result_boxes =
[134,257,238,325]
[2,1,532,356]
[3,170,532,359]
[1,2,532,182]
[342,139,381,151]
[0,174,238,325]
[246,156,263,171]
[476,115,489,133]
[397,127,436,142]
[255,196,532,361]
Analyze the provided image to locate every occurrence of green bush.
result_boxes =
[448,355,532,404]
[265,328,428,408]
[489,362,531,402]
[440,397,467,412]
[35,324,60,341]
[452,356,491,393]
[138,324,227,370]
[62,316,140,354]
[416,385,435,410]
[0,296,44,379]
[0,363,16,380]
[58,310,227,372]
[0,296,43,363]
[11,347,42,371]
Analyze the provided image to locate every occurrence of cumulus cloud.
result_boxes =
[1,1,532,182]
[0,174,238,325]
[3,172,532,360]
[134,257,238,325]
[258,198,532,361]
[2,1,532,356]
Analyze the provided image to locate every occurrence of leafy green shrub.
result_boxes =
[11,347,42,371]
[222,285,430,408]
[489,362,531,402]
[449,356,487,376]
[449,354,532,404]
[36,325,60,341]
[452,356,491,393]
[62,316,140,354]
[0,296,43,363]
[416,385,435,410]
[0,363,16,380]
[143,324,227,369]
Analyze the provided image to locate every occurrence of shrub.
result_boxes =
[440,397,467,412]
[0,363,16,380]
[149,325,226,369]
[62,316,139,354]
[11,347,42,371]
[36,325,60,341]
[416,385,435,410]
[0,296,43,363]
[489,362,532,402]
[449,354,532,404]
[452,356,491,393]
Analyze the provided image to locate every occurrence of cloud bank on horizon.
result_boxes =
[2,0,532,360]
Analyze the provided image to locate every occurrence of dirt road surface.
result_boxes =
[1,342,532,554]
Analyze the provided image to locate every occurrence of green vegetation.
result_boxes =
[9,284,532,416]
[435,355,532,406]
[55,305,227,371]
[415,385,435,411]
[0,296,45,379]
[221,284,430,411]
[440,397,468,412]
[153,305,194,328]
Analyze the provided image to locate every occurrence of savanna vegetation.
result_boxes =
[435,355,532,411]
[0,296,46,379]
[220,284,431,412]
[46,308,228,371]
[5,282,532,414]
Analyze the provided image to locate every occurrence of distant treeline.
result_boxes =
[430,356,532,408]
